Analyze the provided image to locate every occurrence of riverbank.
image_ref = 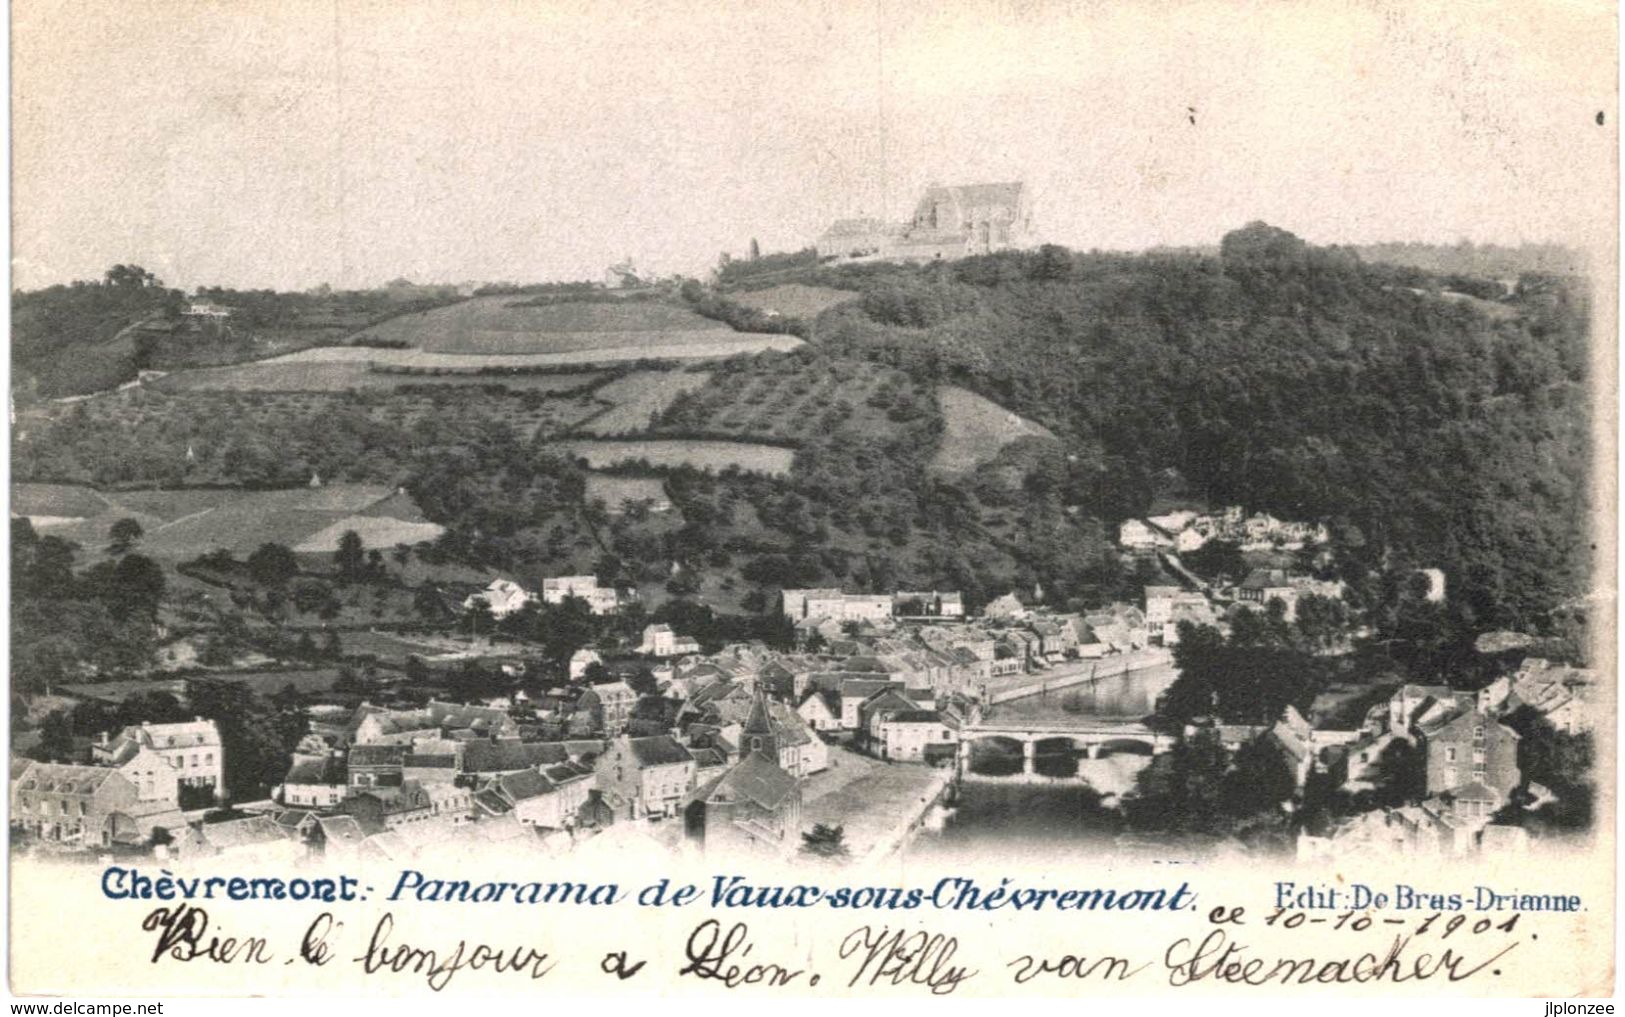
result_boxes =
[801,745,953,862]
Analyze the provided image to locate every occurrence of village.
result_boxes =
[10,503,1596,867]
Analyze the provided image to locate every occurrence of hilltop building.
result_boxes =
[816,182,1034,263]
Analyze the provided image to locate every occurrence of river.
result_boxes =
[906,656,1179,860]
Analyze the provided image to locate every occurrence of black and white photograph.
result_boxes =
[5,0,1617,1000]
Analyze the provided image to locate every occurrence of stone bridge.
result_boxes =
[957,715,1174,779]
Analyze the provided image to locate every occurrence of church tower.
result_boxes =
[743,688,779,761]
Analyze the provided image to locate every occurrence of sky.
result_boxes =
[11,0,1617,292]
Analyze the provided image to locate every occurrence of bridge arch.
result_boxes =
[963,735,1026,777]
[1093,738,1156,758]
[1031,736,1086,778]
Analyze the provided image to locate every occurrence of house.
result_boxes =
[1163,598,1219,645]
[1389,684,1474,736]
[576,681,637,735]
[1173,528,1209,553]
[100,719,223,803]
[1142,586,1186,627]
[1238,569,1298,615]
[182,300,233,319]
[344,784,436,831]
[90,731,180,806]
[458,741,574,781]
[892,591,965,618]
[876,710,959,764]
[1506,659,1596,734]
[194,816,299,864]
[403,753,458,786]
[1119,519,1174,552]
[542,575,618,614]
[347,744,408,791]
[858,688,917,753]
[278,754,348,809]
[594,735,696,820]
[837,679,903,730]
[426,700,519,740]
[1422,711,1520,804]
[1264,705,1316,788]
[982,592,1027,620]
[463,578,535,619]
[1082,604,1148,653]
[781,589,893,624]
[638,624,700,658]
[796,689,841,732]
[685,751,803,856]
[568,648,602,681]
[12,762,180,849]
[1335,731,1403,792]
[495,764,594,830]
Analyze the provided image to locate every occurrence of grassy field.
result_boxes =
[551,439,794,475]
[331,295,800,360]
[12,483,113,519]
[726,284,858,319]
[931,385,1058,473]
[364,295,726,343]
[578,370,712,436]
[584,473,670,512]
[154,361,604,393]
[252,337,800,369]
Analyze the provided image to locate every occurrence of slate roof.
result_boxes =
[199,816,285,852]
[498,769,555,802]
[13,763,123,796]
[627,735,693,768]
[698,752,797,810]
[460,741,567,773]
[887,710,943,725]
[283,756,347,786]
[404,754,457,769]
[348,745,409,767]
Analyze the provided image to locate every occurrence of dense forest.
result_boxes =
[772,224,1592,644]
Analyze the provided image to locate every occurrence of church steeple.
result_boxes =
[743,687,778,760]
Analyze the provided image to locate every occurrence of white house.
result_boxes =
[104,719,224,801]
[464,578,535,619]
[796,690,841,732]
[1119,519,1174,551]
[638,624,700,658]
[542,575,619,614]
[568,648,603,681]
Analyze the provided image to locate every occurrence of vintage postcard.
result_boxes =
[6,0,1617,1001]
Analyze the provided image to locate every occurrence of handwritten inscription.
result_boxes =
[136,902,1530,992]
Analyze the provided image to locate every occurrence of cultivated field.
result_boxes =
[651,356,929,445]
[579,370,712,436]
[931,385,1058,473]
[154,361,604,394]
[11,482,444,559]
[551,439,794,476]
[44,387,604,446]
[726,284,859,319]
